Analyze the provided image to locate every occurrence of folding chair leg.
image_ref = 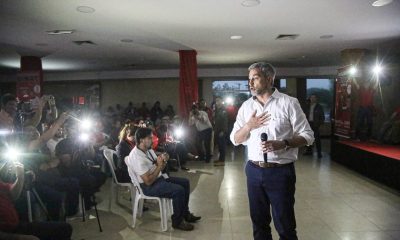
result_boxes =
[109,182,113,211]
[132,196,140,228]
[159,199,167,232]
[168,199,173,217]
[138,199,144,217]
[80,194,86,222]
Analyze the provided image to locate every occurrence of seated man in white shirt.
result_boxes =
[126,127,201,231]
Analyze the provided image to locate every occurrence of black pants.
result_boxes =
[197,128,212,162]
[306,122,321,155]
[215,131,226,162]
[165,142,189,166]
[63,167,107,209]
[35,178,80,220]
[356,106,373,139]
[14,221,72,240]
[246,161,297,240]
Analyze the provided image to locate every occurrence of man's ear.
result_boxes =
[266,76,274,85]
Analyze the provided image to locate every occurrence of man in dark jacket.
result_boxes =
[304,94,325,158]
[213,96,229,166]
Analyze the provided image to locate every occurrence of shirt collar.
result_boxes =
[251,88,282,101]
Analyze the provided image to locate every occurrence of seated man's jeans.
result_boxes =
[141,177,190,226]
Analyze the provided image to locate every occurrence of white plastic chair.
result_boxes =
[103,148,132,211]
[125,156,173,232]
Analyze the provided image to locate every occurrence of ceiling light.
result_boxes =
[121,39,134,43]
[230,35,243,40]
[46,30,74,35]
[372,0,393,7]
[77,6,95,13]
[320,35,334,39]
[241,0,260,7]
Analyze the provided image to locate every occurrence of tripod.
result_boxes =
[25,181,51,222]
[80,192,103,232]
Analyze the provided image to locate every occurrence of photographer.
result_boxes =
[16,113,80,220]
[55,136,106,210]
[0,94,55,132]
[156,122,197,171]
[0,159,72,240]
[126,128,201,231]
[189,105,213,163]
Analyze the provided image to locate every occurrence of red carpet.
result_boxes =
[339,140,400,161]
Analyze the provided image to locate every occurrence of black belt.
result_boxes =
[249,160,293,168]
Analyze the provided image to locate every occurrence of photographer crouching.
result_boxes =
[0,157,72,240]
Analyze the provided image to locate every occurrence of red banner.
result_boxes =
[334,67,353,138]
[17,71,42,101]
[16,71,42,108]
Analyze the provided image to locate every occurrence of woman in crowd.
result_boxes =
[115,122,139,183]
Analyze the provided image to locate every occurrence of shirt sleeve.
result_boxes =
[230,104,247,146]
[128,152,150,177]
[289,98,315,146]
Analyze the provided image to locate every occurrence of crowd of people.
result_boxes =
[0,91,232,238]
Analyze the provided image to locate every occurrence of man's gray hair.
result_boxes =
[248,62,276,79]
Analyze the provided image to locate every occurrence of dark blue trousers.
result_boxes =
[356,106,373,139]
[216,132,226,162]
[141,177,190,226]
[245,161,297,240]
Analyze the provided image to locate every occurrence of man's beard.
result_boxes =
[251,87,268,96]
[146,142,153,150]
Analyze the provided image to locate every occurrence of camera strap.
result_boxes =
[138,148,156,164]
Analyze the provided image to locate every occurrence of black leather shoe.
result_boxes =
[185,213,201,223]
[181,166,190,171]
[172,220,194,231]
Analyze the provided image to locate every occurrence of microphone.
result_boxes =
[260,133,268,162]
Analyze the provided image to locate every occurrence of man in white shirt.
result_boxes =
[230,62,314,240]
[126,127,201,231]
[189,105,213,162]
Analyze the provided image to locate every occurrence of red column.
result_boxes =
[179,50,198,118]
[17,56,43,101]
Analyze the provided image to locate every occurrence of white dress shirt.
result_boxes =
[189,110,212,131]
[126,146,167,184]
[230,89,314,164]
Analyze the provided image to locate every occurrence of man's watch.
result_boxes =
[283,139,290,151]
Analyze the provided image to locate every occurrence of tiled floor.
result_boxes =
[71,141,400,240]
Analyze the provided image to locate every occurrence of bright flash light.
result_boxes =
[79,133,90,142]
[174,128,184,139]
[81,119,93,130]
[349,66,357,76]
[225,97,234,105]
[5,147,21,162]
[373,65,382,75]
[0,129,11,136]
